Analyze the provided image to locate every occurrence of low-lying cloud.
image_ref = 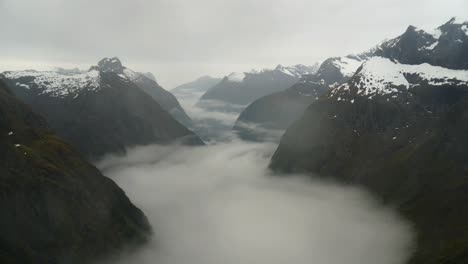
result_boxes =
[97,140,414,264]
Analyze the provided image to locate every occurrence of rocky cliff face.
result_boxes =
[0,80,151,263]
[270,55,468,264]
[2,59,203,159]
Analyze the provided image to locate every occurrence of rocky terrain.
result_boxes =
[270,18,468,263]
[233,56,367,141]
[0,79,151,264]
[236,17,468,142]
[2,59,203,159]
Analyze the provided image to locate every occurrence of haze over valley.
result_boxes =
[1,1,468,264]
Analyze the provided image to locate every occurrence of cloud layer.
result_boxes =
[0,0,466,87]
[97,140,414,264]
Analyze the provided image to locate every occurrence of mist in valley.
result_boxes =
[97,138,415,264]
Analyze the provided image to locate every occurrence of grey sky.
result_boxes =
[0,0,467,88]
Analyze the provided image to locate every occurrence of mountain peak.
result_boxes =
[447,16,468,25]
[196,75,216,81]
[275,64,284,70]
[142,72,156,82]
[227,72,246,82]
[97,57,124,73]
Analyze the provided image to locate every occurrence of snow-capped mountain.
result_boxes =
[375,17,468,69]
[233,55,368,141]
[198,63,319,108]
[93,58,193,127]
[234,17,468,142]
[270,17,468,264]
[330,56,468,101]
[3,70,101,98]
[3,57,192,128]
[274,64,320,78]
[1,58,203,158]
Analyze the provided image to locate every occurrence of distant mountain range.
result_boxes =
[198,63,320,110]
[0,79,151,263]
[172,75,222,97]
[235,17,468,141]
[1,58,203,159]
[270,17,468,264]
[233,55,369,141]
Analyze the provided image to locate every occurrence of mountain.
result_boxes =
[1,58,203,159]
[235,17,468,142]
[172,75,222,97]
[270,18,468,264]
[375,17,468,69]
[93,57,193,127]
[0,79,151,263]
[233,56,367,141]
[198,64,319,110]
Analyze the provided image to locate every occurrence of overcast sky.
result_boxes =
[0,0,467,88]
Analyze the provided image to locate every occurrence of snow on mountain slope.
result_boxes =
[275,64,319,77]
[227,72,246,82]
[331,57,365,77]
[330,57,468,100]
[449,16,468,25]
[2,70,101,98]
[225,64,318,83]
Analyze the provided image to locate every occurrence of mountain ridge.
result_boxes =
[1,58,203,159]
[269,17,468,264]
[234,17,468,141]
[0,79,151,263]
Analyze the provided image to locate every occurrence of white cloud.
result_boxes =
[0,0,466,87]
[97,140,414,264]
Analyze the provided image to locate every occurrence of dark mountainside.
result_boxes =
[93,57,193,128]
[235,17,468,142]
[0,80,151,264]
[199,64,318,109]
[2,60,203,159]
[375,17,468,70]
[270,18,468,264]
[233,56,367,141]
[172,75,222,96]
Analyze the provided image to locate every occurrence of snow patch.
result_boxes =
[123,68,139,81]
[332,57,468,99]
[3,70,101,98]
[227,72,246,82]
[449,17,468,25]
[462,25,468,36]
[332,57,364,77]
[425,41,439,50]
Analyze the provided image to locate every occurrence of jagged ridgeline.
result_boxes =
[234,17,468,142]
[198,64,320,111]
[1,58,203,159]
[270,17,468,264]
[233,56,367,141]
[0,80,151,263]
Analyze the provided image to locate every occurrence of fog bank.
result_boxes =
[97,140,414,264]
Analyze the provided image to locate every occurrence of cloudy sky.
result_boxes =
[0,0,467,88]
